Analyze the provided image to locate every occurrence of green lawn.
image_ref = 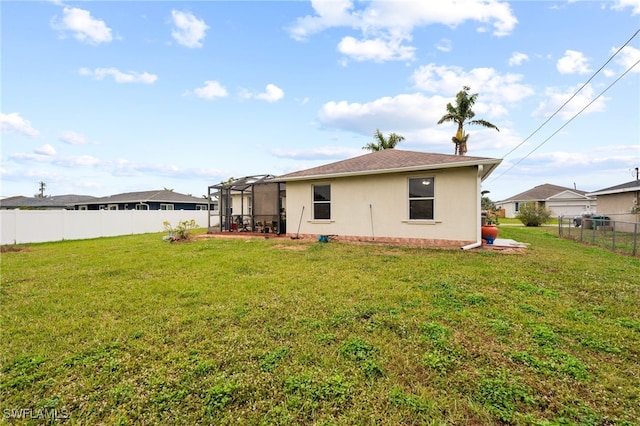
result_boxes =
[1,227,639,425]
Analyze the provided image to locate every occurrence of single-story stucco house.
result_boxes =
[495,183,596,218]
[272,149,502,249]
[587,180,640,232]
[77,190,209,211]
[1,190,208,211]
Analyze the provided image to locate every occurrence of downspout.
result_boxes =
[461,164,484,250]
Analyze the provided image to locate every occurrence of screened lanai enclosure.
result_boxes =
[208,175,286,234]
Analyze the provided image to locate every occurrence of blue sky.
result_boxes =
[2,0,639,201]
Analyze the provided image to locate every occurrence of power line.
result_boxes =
[500,28,640,161]
[491,58,640,182]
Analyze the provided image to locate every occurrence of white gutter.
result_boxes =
[461,164,484,250]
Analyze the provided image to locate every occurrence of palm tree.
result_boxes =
[362,129,405,152]
[437,86,499,155]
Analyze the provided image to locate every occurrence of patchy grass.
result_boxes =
[1,226,639,425]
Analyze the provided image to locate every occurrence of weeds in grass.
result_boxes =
[205,381,240,416]
[476,375,536,422]
[260,347,290,372]
[1,227,639,424]
[389,387,435,414]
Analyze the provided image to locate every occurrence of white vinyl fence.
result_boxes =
[0,210,213,245]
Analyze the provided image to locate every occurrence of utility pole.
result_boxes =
[37,181,46,198]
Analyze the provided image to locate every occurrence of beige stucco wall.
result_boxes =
[284,167,479,244]
[595,192,640,231]
[596,192,636,215]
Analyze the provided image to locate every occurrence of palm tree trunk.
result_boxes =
[459,140,467,155]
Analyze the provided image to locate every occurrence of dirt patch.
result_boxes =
[479,246,526,255]
[272,244,309,251]
[1,245,31,253]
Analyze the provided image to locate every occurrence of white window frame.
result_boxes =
[312,184,331,220]
[160,204,174,210]
[408,177,435,221]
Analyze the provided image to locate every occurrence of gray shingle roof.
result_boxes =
[88,190,206,204]
[273,149,501,181]
[0,195,97,209]
[499,183,588,202]
[588,180,640,196]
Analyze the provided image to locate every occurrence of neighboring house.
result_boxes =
[77,190,209,211]
[495,183,595,218]
[272,149,502,248]
[587,180,640,232]
[0,195,98,210]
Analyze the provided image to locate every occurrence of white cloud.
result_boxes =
[35,144,56,156]
[171,10,208,48]
[9,148,100,167]
[51,7,113,45]
[318,93,450,133]
[9,152,52,163]
[611,0,640,15]
[533,84,608,120]
[436,38,452,53]
[60,131,88,145]
[411,63,535,104]
[508,51,529,66]
[271,146,359,160]
[56,155,100,167]
[557,50,591,74]
[192,81,228,100]
[338,35,416,62]
[288,0,356,41]
[0,112,40,137]
[613,45,640,73]
[242,84,285,103]
[288,0,517,62]
[79,67,158,84]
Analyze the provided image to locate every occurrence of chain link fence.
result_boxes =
[558,214,639,257]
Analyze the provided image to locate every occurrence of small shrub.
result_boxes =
[516,203,552,227]
[163,219,198,241]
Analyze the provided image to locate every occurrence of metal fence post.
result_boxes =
[611,220,616,252]
[634,222,638,256]
[558,216,563,236]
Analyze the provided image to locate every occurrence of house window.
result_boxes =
[136,204,149,210]
[210,197,219,211]
[313,184,331,220]
[108,204,118,210]
[160,204,174,210]
[514,202,520,212]
[196,205,208,211]
[78,205,88,211]
[408,177,434,220]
